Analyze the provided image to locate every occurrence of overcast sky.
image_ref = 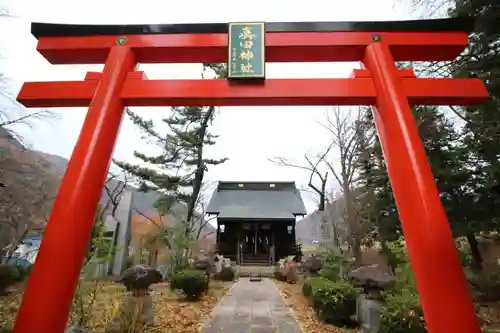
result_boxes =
[0,0,414,213]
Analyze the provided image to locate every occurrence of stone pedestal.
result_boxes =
[107,292,154,332]
[356,294,382,333]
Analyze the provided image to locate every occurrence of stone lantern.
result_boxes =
[348,264,395,333]
[107,265,163,332]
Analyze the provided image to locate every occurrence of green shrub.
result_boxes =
[15,266,32,282]
[170,269,208,301]
[379,289,426,333]
[381,240,418,292]
[214,267,235,281]
[311,249,351,282]
[310,279,359,327]
[320,257,349,282]
[302,281,311,297]
[0,265,20,294]
[302,276,331,298]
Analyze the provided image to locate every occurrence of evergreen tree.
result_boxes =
[357,106,491,266]
[450,0,500,267]
[115,65,228,231]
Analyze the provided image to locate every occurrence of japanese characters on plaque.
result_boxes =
[228,22,265,80]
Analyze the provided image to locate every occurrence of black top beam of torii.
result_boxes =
[31,17,475,38]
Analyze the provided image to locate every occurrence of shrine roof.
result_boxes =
[31,17,474,38]
[206,181,307,220]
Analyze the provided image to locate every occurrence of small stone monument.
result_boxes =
[286,258,299,284]
[107,265,163,332]
[348,264,395,333]
[277,257,289,278]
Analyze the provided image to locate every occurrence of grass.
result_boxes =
[0,279,233,333]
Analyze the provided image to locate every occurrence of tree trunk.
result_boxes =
[380,240,396,274]
[343,183,362,264]
[466,232,483,272]
[148,250,158,267]
[351,238,363,265]
[5,227,29,261]
[186,107,214,234]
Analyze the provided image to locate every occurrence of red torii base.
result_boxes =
[14,18,487,333]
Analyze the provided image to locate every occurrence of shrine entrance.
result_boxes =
[240,224,272,261]
[13,18,487,333]
[210,181,304,265]
[241,224,267,256]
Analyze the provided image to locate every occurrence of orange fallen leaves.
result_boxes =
[149,281,232,333]
[0,280,232,333]
[276,281,358,333]
[477,302,500,332]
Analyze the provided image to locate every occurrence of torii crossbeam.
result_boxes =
[14,18,487,333]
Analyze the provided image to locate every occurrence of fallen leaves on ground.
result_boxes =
[152,281,231,333]
[0,283,24,330]
[0,280,233,333]
[276,281,358,333]
[478,302,500,332]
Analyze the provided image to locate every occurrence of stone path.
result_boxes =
[203,278,301,333]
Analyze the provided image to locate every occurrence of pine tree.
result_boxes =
[449,0,500,268]
[389,0,500,271]
[358,106,477,247]
[115,65,228,232]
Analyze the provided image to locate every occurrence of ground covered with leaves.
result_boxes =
[478,302,500,332]
[276,281,358,333]
[0,280,233,333]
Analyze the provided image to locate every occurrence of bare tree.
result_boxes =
[100,171,129,220]
[0,8,58,140]
[0,74,58,145]
[126,180,216,267]
[270,149,340,248]
[320,106,377,262]
[0,150,57,259]
[194,181,218,240]
[271,106,376,261]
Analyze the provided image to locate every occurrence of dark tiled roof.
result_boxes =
[207,181,307,220]
[32,18,475,38]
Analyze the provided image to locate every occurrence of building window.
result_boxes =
[220,225,225,233]
[238,183,244,188]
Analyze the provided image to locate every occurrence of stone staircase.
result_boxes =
[237,254,274,278]
[240,254,269,266]
[237,265,275,278]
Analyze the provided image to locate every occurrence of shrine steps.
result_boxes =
[240,254,270,266]
[237,265,275,278]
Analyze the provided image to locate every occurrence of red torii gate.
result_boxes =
[14,18,487,333]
